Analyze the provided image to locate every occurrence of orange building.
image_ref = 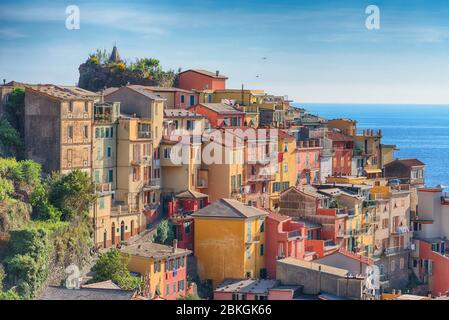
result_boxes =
[188,103,244,128]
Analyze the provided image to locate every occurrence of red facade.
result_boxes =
[177,69,227,91]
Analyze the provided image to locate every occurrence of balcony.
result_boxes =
[95,182,113,194]
[287,230,302,239]
[391,225,411,236]
[246,174,275,182]
[143,179,160,190]
[384,246,409,256]
[138,131,152,139]
[363,200,377,209]
[196,179,208,189]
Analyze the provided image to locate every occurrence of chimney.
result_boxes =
[172,239,178,253]
[215,70,219,77]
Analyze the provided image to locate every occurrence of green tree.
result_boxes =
[4,228,50,299]
[47,170,96,221]
[0,177,14,201]
[0,118,22,158]
[3,88,25,132]
[152,220,175,245]
[0,267,20,300]
[30,184,62,221]
[91,249,141,290]
[12,160,42,187]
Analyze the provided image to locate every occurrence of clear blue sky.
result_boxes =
[1,0,449,103]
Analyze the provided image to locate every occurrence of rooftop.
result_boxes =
[121,242,191,260]
[28,85,98,100]
[175,189,209,199]
[215,279,278,294]
[278,257,361,278]
[196,103,244,115]
[191,198,269,219]
[40,286,135,300]
[389,158,425,167]
[179,69,228,79]
[164,109,204,118]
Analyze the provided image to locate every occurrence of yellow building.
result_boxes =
[192,198,268,287]
[121,241,191,300]
[269,130,297,209]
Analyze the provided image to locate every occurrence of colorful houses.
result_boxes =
[326,130,354,177]
[121,241,191,300]
[191,198,268,287]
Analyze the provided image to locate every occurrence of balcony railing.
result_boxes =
[196,179,208,188]
[363,200,377,208]
[95,182,112,193]
[138,131,152,139]
[247,174,275,182]
[287,230,302,239]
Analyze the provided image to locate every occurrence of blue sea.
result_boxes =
[294,103,449,188]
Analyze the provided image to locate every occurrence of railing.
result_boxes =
[324,239,336,247]
[138,131,152,139]
[196,179,208,188]
[247,174,275,182]
[287,230,302,239]
[363,200,377,208]
[95,183,112,193]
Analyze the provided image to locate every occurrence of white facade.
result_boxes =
[320,156,332,183]
[414,188,449,239]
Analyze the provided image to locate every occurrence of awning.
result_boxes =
[364,169,382,174]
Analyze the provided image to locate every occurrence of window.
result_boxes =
[166,284,170,296]
[97,147,102,160]
[283,143,288,152]
[400,258,405,270]
[105,128,109,138]
[189,95,195,106]
[108,169,113,183]
[283,162,288,173]
[237,174,242,188]
[246,223,251,243]
[180,95,185,104]
[154,261,161,273]
[163,147,170,159]
[95,170,100,183]
[99,197,104,209]
[391,260,396,272]
[231,175,236,191]
[68,102,73,113]
[110,127,114,138]
[172,282,177,294]
[84,101,88,113]
[260,218,265,232]
[246,246,251,260]
[223,117,230,126]
[95,128,100,138]
[178,280,185,292]
[107,146,112,158]
[260,244,264,256]
[67,126,73,139]
[101,128,105,138]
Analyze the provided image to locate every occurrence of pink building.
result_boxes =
[178,69,228,91]
[296,139,322,185]
[265,213,307,279]
[188,103,245,128]
[411,187,449,296]
[214,279,301,300]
